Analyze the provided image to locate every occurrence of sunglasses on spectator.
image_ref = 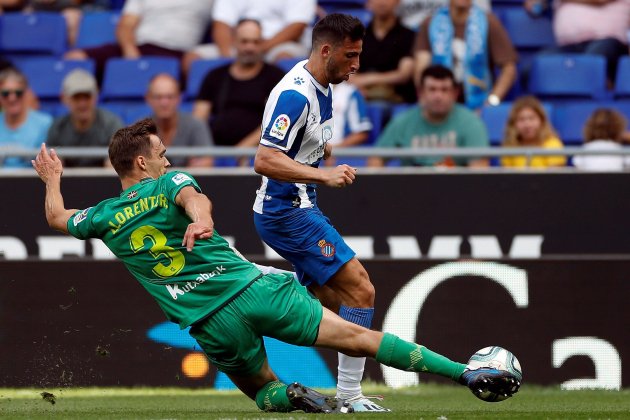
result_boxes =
[0,89,25,99]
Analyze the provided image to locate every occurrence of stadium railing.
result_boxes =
[3,146,630,168]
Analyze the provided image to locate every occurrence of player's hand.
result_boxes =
[32,143,63,183]
[323,142,333,160]
[182,221,214,251]
[324,164,356,188]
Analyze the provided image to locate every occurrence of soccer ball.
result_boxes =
[467,346,522,402]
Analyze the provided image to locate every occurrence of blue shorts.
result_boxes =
[254,207,355,286]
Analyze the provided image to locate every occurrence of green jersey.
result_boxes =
[67,171,262,328]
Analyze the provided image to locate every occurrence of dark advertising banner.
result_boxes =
[2,172,630,259]
[1,260,627,389]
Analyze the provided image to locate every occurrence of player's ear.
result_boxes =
[137,155,147,170]
[321,43,331,58]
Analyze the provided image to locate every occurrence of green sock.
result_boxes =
[255,381,292,412]
[376,332,467,381]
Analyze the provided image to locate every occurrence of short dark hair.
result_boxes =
[109,118,157,177]
[419,65,456,88]
[311,13,365,48]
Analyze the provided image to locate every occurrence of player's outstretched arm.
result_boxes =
[32,143,79,234]
[254,145,357,188]
[175,186,214,251]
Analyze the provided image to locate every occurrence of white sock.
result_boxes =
[336,352,366,399]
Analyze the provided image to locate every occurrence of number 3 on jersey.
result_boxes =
[130,225,185,278]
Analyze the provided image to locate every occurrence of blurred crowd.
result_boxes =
[1,0,630,170]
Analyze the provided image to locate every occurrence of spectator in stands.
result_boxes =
[0,68,52,168]
[146,73,214,168]
[413,0,517,110]
[0,56,39,110]
[368,65,489,167]
[184,0,316,70]
[501,95,565,168]
[325,80,373,166]
[47,69,123,167]
[573,108,628,171]
[524,0,630,86]
[398,0,490,31]
[192,20,285,154]
[350,0,417,104]
[64,0,214,80]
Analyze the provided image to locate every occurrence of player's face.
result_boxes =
[235,21,263,65]
[325,38,362,84]
[514,107,542,142]
[0,77,27,118]
[145,134,170,178]
[419,76,457,119]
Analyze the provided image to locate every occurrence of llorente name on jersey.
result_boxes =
[109,194,169,235]
[165,265,227,300]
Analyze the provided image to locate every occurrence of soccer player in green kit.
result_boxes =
[32,118,520,413]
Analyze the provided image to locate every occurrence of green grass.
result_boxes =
[0,384,628,419]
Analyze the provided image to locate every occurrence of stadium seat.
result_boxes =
[365,103,384,145]
[551,101,628,145]
[481,102,554,146]
[16,58,95,100]
[185,58,233,99]
[0,12,67,56]
[38,101,66,117]
[123,103,152,125]
[528,54,607,101]
[76,11,120,49]
[276,57,306,73]
[614,56,630,99]
[501,9,555,51]
[101,57,180,101]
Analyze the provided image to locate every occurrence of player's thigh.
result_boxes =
[254,208,355,286]
[188,299,267,378]
[243,273,324,346]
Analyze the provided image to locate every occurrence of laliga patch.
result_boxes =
[73,207,93,226]
[318,239,335,257]
[269,114,290,140]
[172,173,192,186]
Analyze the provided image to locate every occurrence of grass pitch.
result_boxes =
[0,384,628,419]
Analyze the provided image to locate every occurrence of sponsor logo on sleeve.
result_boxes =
[73,207,93,226]
[269,114,290,140]
[172,173,192,186]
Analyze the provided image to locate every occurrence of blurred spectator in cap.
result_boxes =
[573,108,628,171]
[0,67,52,168]
[146,73,215,168]
[47,68,124,167]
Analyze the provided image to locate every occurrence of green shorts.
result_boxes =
[188,273,323,376]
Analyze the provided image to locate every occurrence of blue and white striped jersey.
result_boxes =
[253,60,334,214]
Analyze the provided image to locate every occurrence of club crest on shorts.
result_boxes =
[318,239,335,257]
